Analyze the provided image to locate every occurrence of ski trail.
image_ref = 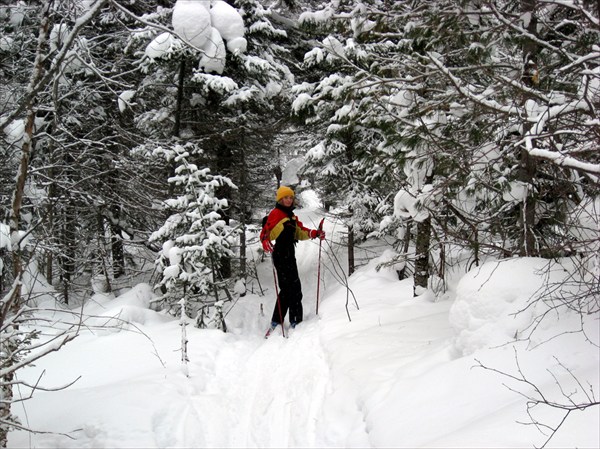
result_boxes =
[151,318,333,447]
[197,322,331,447]
[153,202,342,447]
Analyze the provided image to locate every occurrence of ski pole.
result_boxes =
[316,217,325,315]
[272,257,285,338]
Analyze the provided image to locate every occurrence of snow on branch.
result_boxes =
[526,148,600,176]
[428,54,600,177]
[426,53,520,116]
[0,0,109,131]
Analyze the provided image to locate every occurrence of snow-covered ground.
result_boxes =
[8,191,600,448]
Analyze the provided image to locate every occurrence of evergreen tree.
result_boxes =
[294,0,600,294]
[134,0,301,283]
[293,0,398,274]
[149,143,236,322]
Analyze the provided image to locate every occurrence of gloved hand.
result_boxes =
[262,239,273,253]
[310,229,325,240]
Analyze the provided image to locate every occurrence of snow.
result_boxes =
[145,32,177,59]
[172,0,212,50]
[322,36,345,58]
[117,90,136,113]
[7,196,599,449]
[9,2,25,27]
[281,157,305,186]
[291,92,313,114]
[164,0,246,68]
[298,7,334,26]
[502,180,528,202]
[49,23,69,53]
[3,118,24,144]
[209,0,245,42]
[198,27,226,74]
[0,35,14,52]
[394,189,430,222]
[390,89,415,108]
[226,36,247,54]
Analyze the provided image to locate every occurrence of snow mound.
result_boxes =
[449,258,582,356]
[85,284,170,331]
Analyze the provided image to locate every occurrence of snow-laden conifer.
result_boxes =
[149,144,237,321]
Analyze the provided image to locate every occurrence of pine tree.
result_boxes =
[149,143,237,322]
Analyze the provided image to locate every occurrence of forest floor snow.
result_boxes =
[8,196,600,448]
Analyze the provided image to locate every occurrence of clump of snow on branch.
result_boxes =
[172,0,212,49]
[118,90,136,113]
[199,27,226,74]
[210,0,246,53]
[298,6,334,26]
[393,189,431,223]
[144,0,246,75]
[145,32,179,59]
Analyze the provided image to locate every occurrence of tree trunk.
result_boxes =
[173,57,186,138]
[398,222,412,280]
[413,216,432,296]
[238,148,248,279]
[60,202,77,305]
[46,177,56,283]
[111,224,125,279]
[1,3,52,446]
[110,204,125,278]
[519,0,539,256]
[518,149,537,256]
[347,225,355,276]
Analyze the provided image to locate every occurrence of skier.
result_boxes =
[260,186,325,335]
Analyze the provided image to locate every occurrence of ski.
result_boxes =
[264,323,294,339]
[264,323,283,339]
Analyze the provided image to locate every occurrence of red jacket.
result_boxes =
[260,204,312,244]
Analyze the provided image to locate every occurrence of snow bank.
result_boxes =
[449,257,593,356]
[84,283,169,331]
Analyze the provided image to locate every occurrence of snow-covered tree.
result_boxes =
[294,0,600,294]
[1,1,111,444]
[132,0,302,283]
[149,144,237,322]
[292,0,400,275]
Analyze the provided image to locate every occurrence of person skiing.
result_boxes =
[260,186,325,335]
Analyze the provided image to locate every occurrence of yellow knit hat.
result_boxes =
[276,186,295,202]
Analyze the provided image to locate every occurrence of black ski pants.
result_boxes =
[271,250,303,325]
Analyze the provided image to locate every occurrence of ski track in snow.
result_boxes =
[147,205,373,447]
[144,323,333,447]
